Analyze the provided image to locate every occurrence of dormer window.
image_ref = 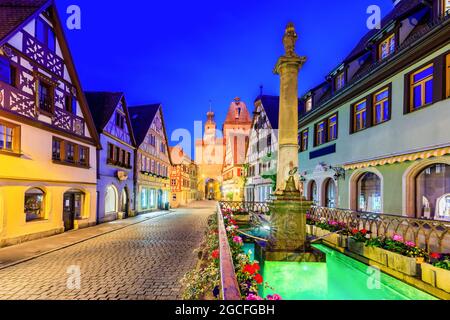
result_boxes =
[379,34,396,60]
[305,97,312,112]
[335,72,345,91]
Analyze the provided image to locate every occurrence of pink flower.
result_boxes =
[393,234,403,242]
[405,241,416,247]
[246,294,263,300]
[233,236,243,244]
[266,294,282,300]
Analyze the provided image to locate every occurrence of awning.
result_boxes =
[343,146,450,170]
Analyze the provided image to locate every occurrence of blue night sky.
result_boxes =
[56,0,394,157]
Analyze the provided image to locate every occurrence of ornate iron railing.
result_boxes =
[219,201,270,214]
[309,206,450,253]
[216,203,241,300]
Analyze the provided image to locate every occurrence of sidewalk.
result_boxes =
[0,210,171,270]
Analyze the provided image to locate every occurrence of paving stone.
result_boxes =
[0,202,213,300]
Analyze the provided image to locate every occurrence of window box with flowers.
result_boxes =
[364,235,428,276]
[421,254,450,293]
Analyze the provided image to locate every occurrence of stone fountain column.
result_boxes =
[260,23,318,262]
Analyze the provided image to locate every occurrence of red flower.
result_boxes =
[352,228,359,235]
[430,252,442,260]
[254,274,263,284]
[243,264,256,275]
[360,229,368,235]
[252,262,260,272]
[211,249,219,259]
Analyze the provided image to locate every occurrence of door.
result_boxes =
[63,193,75,231]
[63,191,83,231]
[158,190,163,209]
[122,188,129,218]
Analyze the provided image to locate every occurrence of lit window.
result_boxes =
[300,129,308,151]
[25,188,45,222]
[328,114,338,141]
[379,34,396,60]
[443,0,450,16]
[357,172,382,213]
[335,72,345,90]
[410,64,433,111]
[354,100,367,132]
[0,120,20,153]
[373,88,390,125]
[316,121,326,146]
[305,97,312,112]
[52,138,61,160]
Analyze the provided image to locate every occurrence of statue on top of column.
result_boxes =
[282,22,298,57]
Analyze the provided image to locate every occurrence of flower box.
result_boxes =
[348,237,365,256]
[421,263,450,293]
[363,246,388,266]
[384,249,418,276]
[312,226,347,248]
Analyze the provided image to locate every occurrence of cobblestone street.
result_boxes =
[0,201,215,300]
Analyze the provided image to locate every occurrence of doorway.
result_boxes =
[122,188,129,218]
[63,191,83,231]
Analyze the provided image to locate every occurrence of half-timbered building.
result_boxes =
[86,92,136,223]
[0,0,100,247]
[129,104,172,213]
[169,146,197,208]
[244,95,279,203]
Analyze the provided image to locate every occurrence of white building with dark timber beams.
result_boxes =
[0,0,101,247]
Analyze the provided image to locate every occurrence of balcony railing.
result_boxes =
[219,202,449,253]
[309,206,450,253]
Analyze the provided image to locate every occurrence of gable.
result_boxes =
[103,97,135,147]
[0,1,100,146]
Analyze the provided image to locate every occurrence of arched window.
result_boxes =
[416,164,450,220]
[25,188,45,221]
[357,172,381,213]
[325,179,336,208]
[310,180,318,205]
[105,185,118,214]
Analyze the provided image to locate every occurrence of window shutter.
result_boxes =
[433,54,445,103]
[403,72,411,114]
[366,94,373,128]
[349,104,355,134]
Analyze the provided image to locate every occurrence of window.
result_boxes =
[379,34,396,60]
[353,100,367,132]
[443,0,450,16]
[310,181,318,205]
[79,146,88,166]
[107,143,114,164]
[141,188,148,209]
[36,18,56,51]
[52,137,89,168]
[105,185,118,214]
[52,138,61,160]
[315,121,326,146]
[328,114,338,141]
[65,142,75,162]
[357,172,382,213]
[335,72,345,91]
[65,96,77,114]
[38,80,54,114]
[416,164,449,221]
[305,97,312,112]
[0,120,20,154]
[267,134,272,148]
[325,179,336,208]
[410,64,434,111]
[300,129,308,152]
[25,188,45,222]
[115,113,125,129]
[373,88,390,125]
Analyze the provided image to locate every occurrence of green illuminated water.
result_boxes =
[249,244,436,300]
